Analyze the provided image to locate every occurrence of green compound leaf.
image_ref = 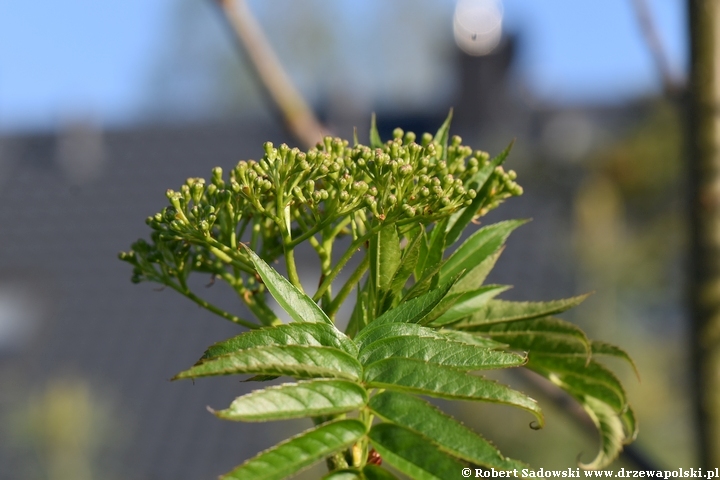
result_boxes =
[174,345,362,381]
[220,419,367,480]
[450,246,505,294]
[433,109,454,161]
[575,396,626,470]
[429,284,510,326]
[524,347,636,468]
[322,470,363,480]
[367,277,456,329]
[358,335,524,371]
[441,220,527,286]
[202,323,358,360]
[370,223,402,294]
[463,317,591,356]
[416,218,449,284]
[386,229,424,300]
[363,465,400,480]
[438,329,508,349]
[445,141,515,246]
[528,351,636,469]
[363,358,543,427]
[458,294,590,327]
[368,423,464,480]
[347,282,371,339]
[529,354,627,413]
[369,391,526,470]
[243,245,333,325]
[355,323,451,351]
[621,404,639,444]
[214,379,367,422]
[592,341,640,379]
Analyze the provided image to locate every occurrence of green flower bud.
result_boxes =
[402,204,416,216]
[211,167,224,187]
[292,186,305,200]
[287,147,299,164]
[305,179,315,193]
[278,143,289,158]
[352,181,368,194]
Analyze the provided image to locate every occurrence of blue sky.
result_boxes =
[0,0,686,132]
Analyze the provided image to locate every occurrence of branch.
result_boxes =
[214,0,329,149]
[630,0,683,96]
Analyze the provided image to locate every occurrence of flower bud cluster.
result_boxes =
[120,174,241,284]
[121,123,522,285]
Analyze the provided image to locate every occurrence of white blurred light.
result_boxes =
[0,285,41,353]
[453,0,503,56]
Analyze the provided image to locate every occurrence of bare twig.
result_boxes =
[213,0,329,149]
[630,0,683,96]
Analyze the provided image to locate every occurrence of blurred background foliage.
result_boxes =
[0,0,692,477]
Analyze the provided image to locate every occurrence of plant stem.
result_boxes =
[313,228,373,302]
[326,255,369,319]
[284,247,303,291]
[206,239,254,273]
[288,215,337,249]
[216,270,280,326]
[168,281,258,328]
